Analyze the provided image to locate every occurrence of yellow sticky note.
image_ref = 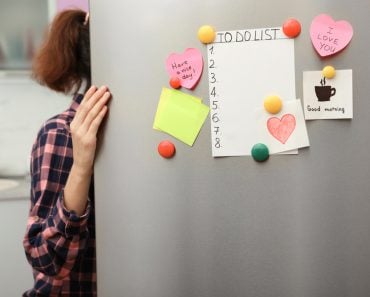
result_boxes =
[153,88,202,130]
[153,88,209,146]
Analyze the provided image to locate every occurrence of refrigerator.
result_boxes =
[90,0,370,296]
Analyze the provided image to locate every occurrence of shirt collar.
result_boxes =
[70,93,84,111]
[70,79,88,111]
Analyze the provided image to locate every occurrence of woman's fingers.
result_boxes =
[72,85,97,127]
[81,85,98,103]
[88,105,108,136]
[85,85,108,108]
[81,91,111,131]
[73,85,108,129]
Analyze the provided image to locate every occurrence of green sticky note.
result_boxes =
[153,88,209,146]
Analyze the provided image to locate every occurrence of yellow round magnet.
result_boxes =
[264,95,282,114]
[322,65,336,79]
[198,25,216,44]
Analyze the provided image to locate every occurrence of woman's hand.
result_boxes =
[70,85,111,176]
[64,86,111,215]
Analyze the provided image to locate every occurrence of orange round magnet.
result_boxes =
[158,140,176,158]
[282,18,301,38]
[169,76,181,89]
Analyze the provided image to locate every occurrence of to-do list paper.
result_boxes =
[207,27,296,157]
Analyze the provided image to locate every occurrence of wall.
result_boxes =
[0,199,33,295]
[0,73,70,176]
[56,0,89,12]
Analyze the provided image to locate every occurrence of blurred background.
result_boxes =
[0,0,47,70]
[0,0,88,295]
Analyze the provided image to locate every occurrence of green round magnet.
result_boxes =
[251,143,269,162]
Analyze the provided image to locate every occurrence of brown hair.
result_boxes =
[32,10,90,94]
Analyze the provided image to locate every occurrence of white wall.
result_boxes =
[0,72,70,176]
[0,199,33,295]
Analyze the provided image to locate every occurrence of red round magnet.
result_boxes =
[282,18,301,38]
[169,76,181,89]
[158,140,176,158]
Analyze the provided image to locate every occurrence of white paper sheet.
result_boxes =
[255,99,310,154]
[207,27,296,157]
[303,69,353,120]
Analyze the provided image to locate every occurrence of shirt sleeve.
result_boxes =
[23,128,91,278]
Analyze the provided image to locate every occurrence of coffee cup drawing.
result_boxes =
[315,77,336,101]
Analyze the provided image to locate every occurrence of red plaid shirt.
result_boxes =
[23,94,96,296]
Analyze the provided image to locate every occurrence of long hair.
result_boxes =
[32,10,90,94]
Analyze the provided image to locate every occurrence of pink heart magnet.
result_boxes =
[166,48,203,89]
[267,114,296,144]
[310,14,353,57]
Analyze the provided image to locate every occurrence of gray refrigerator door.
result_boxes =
[90,1,370,296]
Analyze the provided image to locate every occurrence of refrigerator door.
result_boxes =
[90,1,370,296]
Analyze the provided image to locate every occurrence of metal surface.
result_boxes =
[90,1,370,296]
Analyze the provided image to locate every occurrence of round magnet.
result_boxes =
[264,95,282,114]
[322,65,336,79]
[158,140,176,158]
[198,25,216,44]
[169,76,181,89]
[282,18,301,38]
[251,143,269,162]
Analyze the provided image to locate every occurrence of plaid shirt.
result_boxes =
[23,94,96,296]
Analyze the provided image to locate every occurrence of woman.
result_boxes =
[23,9,109,296]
